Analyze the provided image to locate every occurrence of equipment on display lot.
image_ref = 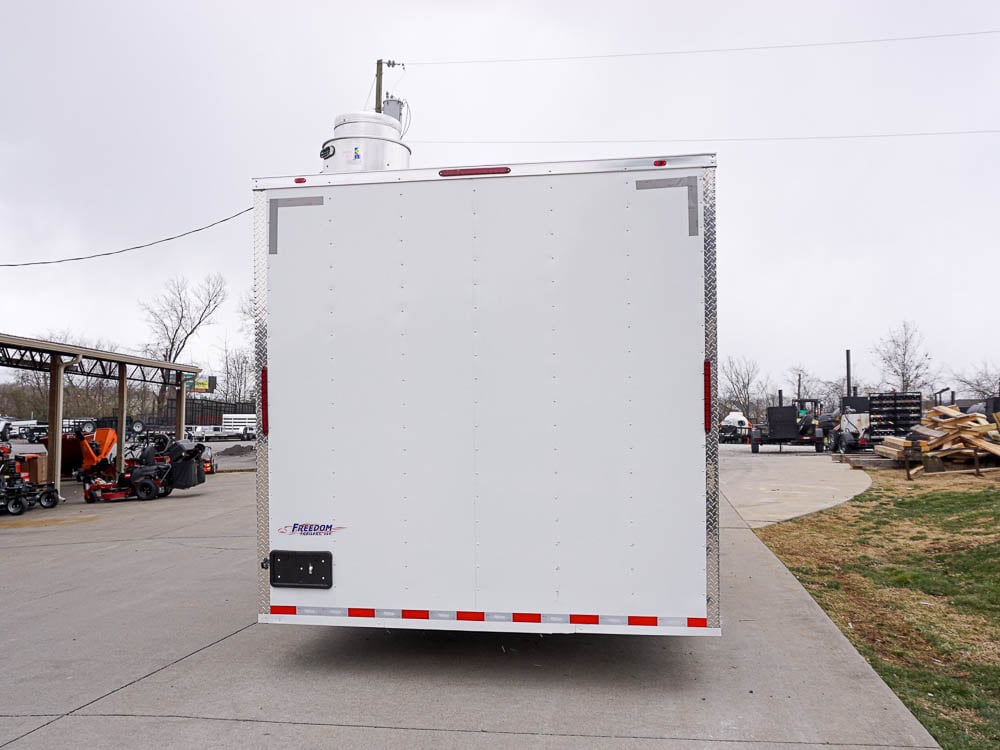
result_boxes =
[817,393,922,454]
[255,98,720,637]
[80,431,207,503]
[750,395,824,453]
[719,411,751,444]
[0,443,59,516]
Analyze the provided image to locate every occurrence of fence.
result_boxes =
[135,398,255,428]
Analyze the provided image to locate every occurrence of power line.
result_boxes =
[362,74,376,110]
[405,29,1000,65]
[6,124,996,269]
[2,207,253,268]
[410,128,1000,145]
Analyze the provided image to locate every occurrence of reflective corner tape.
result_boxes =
[269,605,708,627]
[268,196,324,254]
[635,176,699,236]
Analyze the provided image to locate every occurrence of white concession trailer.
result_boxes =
[254,110,719,636]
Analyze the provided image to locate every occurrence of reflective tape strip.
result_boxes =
[628,615,658,627]
[635,176,699,236]
[268,196,323,254]
[270,605,707,627]
[512,612,542,623]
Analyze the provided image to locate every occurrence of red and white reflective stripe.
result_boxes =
[270,605,708,628]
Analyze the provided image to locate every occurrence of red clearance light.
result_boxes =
[294,177,307,184]
[439,166,511,177]
[653,159,667,167]
[703,360,712,433]
[260,366,269,436]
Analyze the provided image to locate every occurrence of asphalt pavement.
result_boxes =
[0,446,938,749]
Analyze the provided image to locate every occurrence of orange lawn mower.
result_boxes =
[79,430,207,503]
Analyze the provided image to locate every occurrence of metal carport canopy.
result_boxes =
[0,332,200,494]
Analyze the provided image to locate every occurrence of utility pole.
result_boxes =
[375,58,383,113]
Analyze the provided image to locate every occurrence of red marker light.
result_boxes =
[653,159,667,167]
[260,366,269,436]
[439,167,511,177]
[294,177,307,184]
[704,360,712,433]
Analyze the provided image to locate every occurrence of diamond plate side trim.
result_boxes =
[702,167,720,630]
[253,190,271,616]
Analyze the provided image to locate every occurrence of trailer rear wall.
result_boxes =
[255,155,719,635]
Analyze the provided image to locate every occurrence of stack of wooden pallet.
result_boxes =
[875,405,1000,472]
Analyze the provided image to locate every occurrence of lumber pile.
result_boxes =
[874,405,1000,470]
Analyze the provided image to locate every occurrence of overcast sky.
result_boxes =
[2,1,997,395]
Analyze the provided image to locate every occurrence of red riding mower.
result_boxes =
[79,430,207,503]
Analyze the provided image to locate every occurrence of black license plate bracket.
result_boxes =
[269,550,333,589]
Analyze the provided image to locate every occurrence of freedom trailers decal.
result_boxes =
[277,523,346,536]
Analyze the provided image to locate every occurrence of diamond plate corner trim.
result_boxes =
[253,190,271,616]
[702,167,720,629]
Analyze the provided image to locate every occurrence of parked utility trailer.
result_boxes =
[254,119,719,636]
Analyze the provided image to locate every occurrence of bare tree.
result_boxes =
[237,287,255,335]
[217,341,254,403]
[952,361,1000,400]
[720,356,761,420]
[751,376,779,424]
[785,366,844,412]
[872,321,934,393]
[786,366,823,401]
[145,275,227,363]
[144,274,227,412]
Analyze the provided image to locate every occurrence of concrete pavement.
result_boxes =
[720,443,872,527]
[0,454,937,748]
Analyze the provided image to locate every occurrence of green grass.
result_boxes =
[757,480,1000,749]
